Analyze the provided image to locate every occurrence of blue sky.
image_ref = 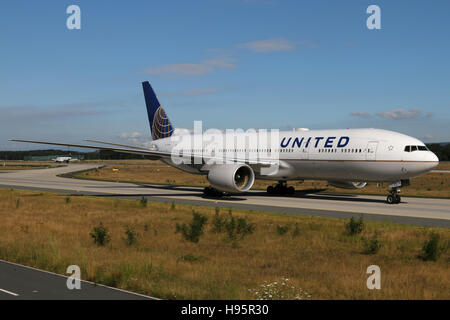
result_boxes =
[1,0,449,150]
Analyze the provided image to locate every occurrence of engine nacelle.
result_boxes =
[207,163,255,193]
[328,181,367,189]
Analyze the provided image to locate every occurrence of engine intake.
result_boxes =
[328,181,367,189]
[207,163,255,193]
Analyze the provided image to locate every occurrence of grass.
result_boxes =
[0,161,58,170]
[76,161,450,198]
[0,188,448,299]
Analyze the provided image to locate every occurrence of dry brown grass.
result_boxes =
[0,188,448,299]
[437,162,450,170]
[78,161,450,198]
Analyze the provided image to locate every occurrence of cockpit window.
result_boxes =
[404,145,428,152]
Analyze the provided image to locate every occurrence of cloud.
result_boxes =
[424,133,434,140]
[240,38,294,52]
[161,88,223,97]
[204,58,236,69]
[0,104,104,124]
[116,131,146,146]
[173,128,193,135]
[145,57,236,77]
[350,111,371,118]
[376,108,424,120]
[145,63,214,76]
[118,132,141,139]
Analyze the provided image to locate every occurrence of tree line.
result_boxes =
[0,149,144,161]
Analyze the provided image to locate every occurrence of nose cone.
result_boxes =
[428,151,439,169]
[407,151,439,177]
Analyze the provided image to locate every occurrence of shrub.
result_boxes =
[170,201,175,210]
[292,223,300,237]
[176,211,208,243]
[211,211,226,233]
[139,197,148,207]
[236,217,255,237]
[123,225,138,246]
[90,222,111,246]
[346,216,364,235]
[65,196,71,204]
[225,215,255,241]
[276,225,289,235]
[421,232,442,261]
[15,199,20,209]
[363,235,382,254]
[178,254,204,263]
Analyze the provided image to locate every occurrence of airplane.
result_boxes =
[52,153,79,163]
[11,81,439,204]
[53,156,80,163]
[53,156,72,163]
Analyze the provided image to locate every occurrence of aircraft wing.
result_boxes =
[84,139,151,151]
[10,139,170,158]
[10,139,280,167]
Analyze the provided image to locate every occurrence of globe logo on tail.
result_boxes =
[151,106,174,140]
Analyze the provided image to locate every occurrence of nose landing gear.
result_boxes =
[386,180,409,204]
[386,187,401,204]
[267,181,295,196]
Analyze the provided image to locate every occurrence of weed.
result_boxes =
[292,223,300,237]
[363,234,382,254]
[176,211,208,243]
[421,232,443,261]
[211,211,226,233]
[178,254,204,263]
[139,197,148,207]
[346,216,364,235]
[123,225,138,246]
[276,225,289,235]
[224,215,255,241]
[90,222,111,246]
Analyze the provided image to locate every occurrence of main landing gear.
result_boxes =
[203,186,225,197]
[386,187,401,204]
[266,181,295,196]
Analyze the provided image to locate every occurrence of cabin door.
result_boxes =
[366,141,378,161]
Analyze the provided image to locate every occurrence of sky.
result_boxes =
[1,0,449,150]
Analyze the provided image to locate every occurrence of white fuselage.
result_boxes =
[54,157,72,163]
[150,128,438,183]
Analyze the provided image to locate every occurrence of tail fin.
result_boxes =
[142,81,174,140]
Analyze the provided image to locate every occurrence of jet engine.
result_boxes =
[328,181,367,189]
[207,163,255,193]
